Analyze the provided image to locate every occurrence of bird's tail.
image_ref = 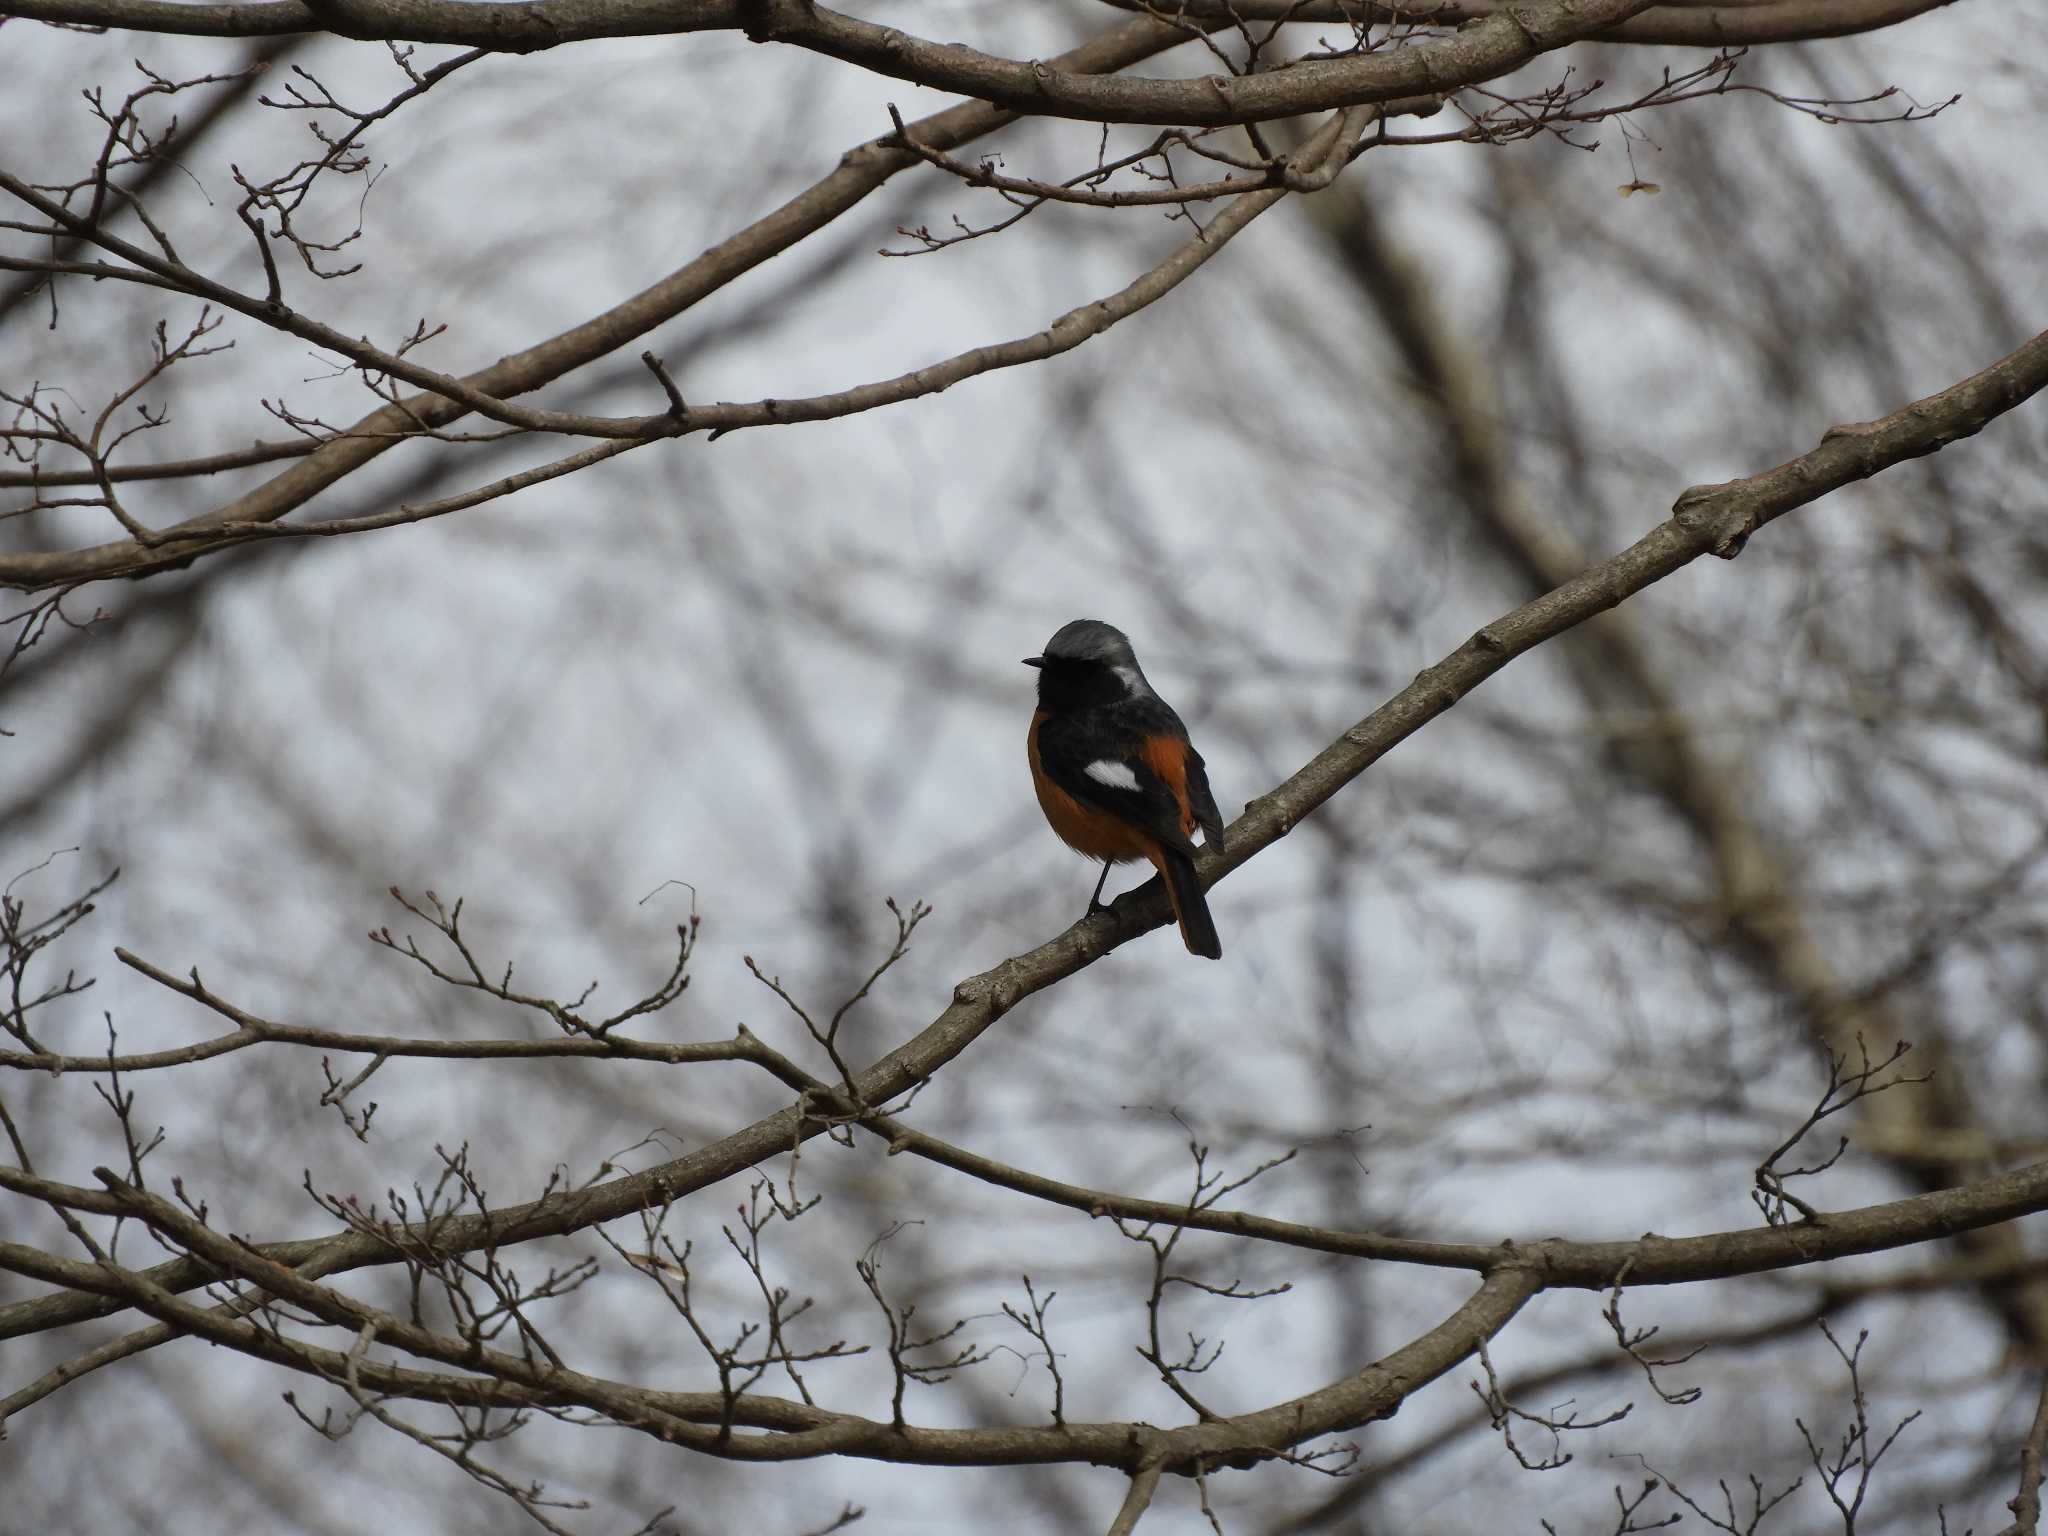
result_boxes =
[1153,842,1222,960]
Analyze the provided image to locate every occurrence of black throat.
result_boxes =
[1036,658,1128,714]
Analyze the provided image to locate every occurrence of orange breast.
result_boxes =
[1028,712,1152,862]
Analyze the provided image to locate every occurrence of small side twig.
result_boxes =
[1753,1036,1928,1227]
[855,1221,992,1429]
[1794,1321,1920,1534]
[640,350,688,423]
[1604,1259,1705,1405]
[1469,1338,1630,1471]
[745,897,931,1094]
[1000,1274,1066,1426]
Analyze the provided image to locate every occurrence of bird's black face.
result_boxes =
[1024,652,1129,714]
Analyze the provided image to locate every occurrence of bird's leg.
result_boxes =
[1087,860,1114,915]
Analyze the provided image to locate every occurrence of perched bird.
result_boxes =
[1024,619,1226,958]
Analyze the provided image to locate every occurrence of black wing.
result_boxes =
[1035,701,1198,853]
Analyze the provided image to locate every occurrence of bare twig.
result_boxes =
[1604,1261,1706,1405]
[855,1222,993,1428]
[1794,1321,1921,1533]
[1000,1275,1067,1426]
[1753,1038,1929,1227]
[1469,1338,1630,1471]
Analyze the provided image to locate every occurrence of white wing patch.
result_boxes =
[1113,664,1145,696]
[1084,759,1141,793]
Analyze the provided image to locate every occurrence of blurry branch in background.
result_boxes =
[2004,1379,2048,1536]
[1,0,1961,590]
[1293,146,2048,1396]
[0,592,110,737]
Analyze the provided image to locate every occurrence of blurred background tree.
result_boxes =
[3,2,2046,1531]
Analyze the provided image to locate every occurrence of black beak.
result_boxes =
[1022,656,1044,668]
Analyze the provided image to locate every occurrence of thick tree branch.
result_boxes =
[7,1149,2047,1418]
[4,1179,1545,1474]
[0,0,768,44]
[1094,0,1958,46]
[1,0,1653,125]
[1107,1456,1167,1535]
[729,0,1657,128]
[1,0,1950,57]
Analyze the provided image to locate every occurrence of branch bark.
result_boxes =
[0,0,1954,53]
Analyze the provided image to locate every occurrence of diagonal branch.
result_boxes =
[1106,1454,1168,1536]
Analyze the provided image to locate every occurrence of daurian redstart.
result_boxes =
[1025,619,1225,958]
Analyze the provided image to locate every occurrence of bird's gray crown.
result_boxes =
[1040,619,1136,666]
